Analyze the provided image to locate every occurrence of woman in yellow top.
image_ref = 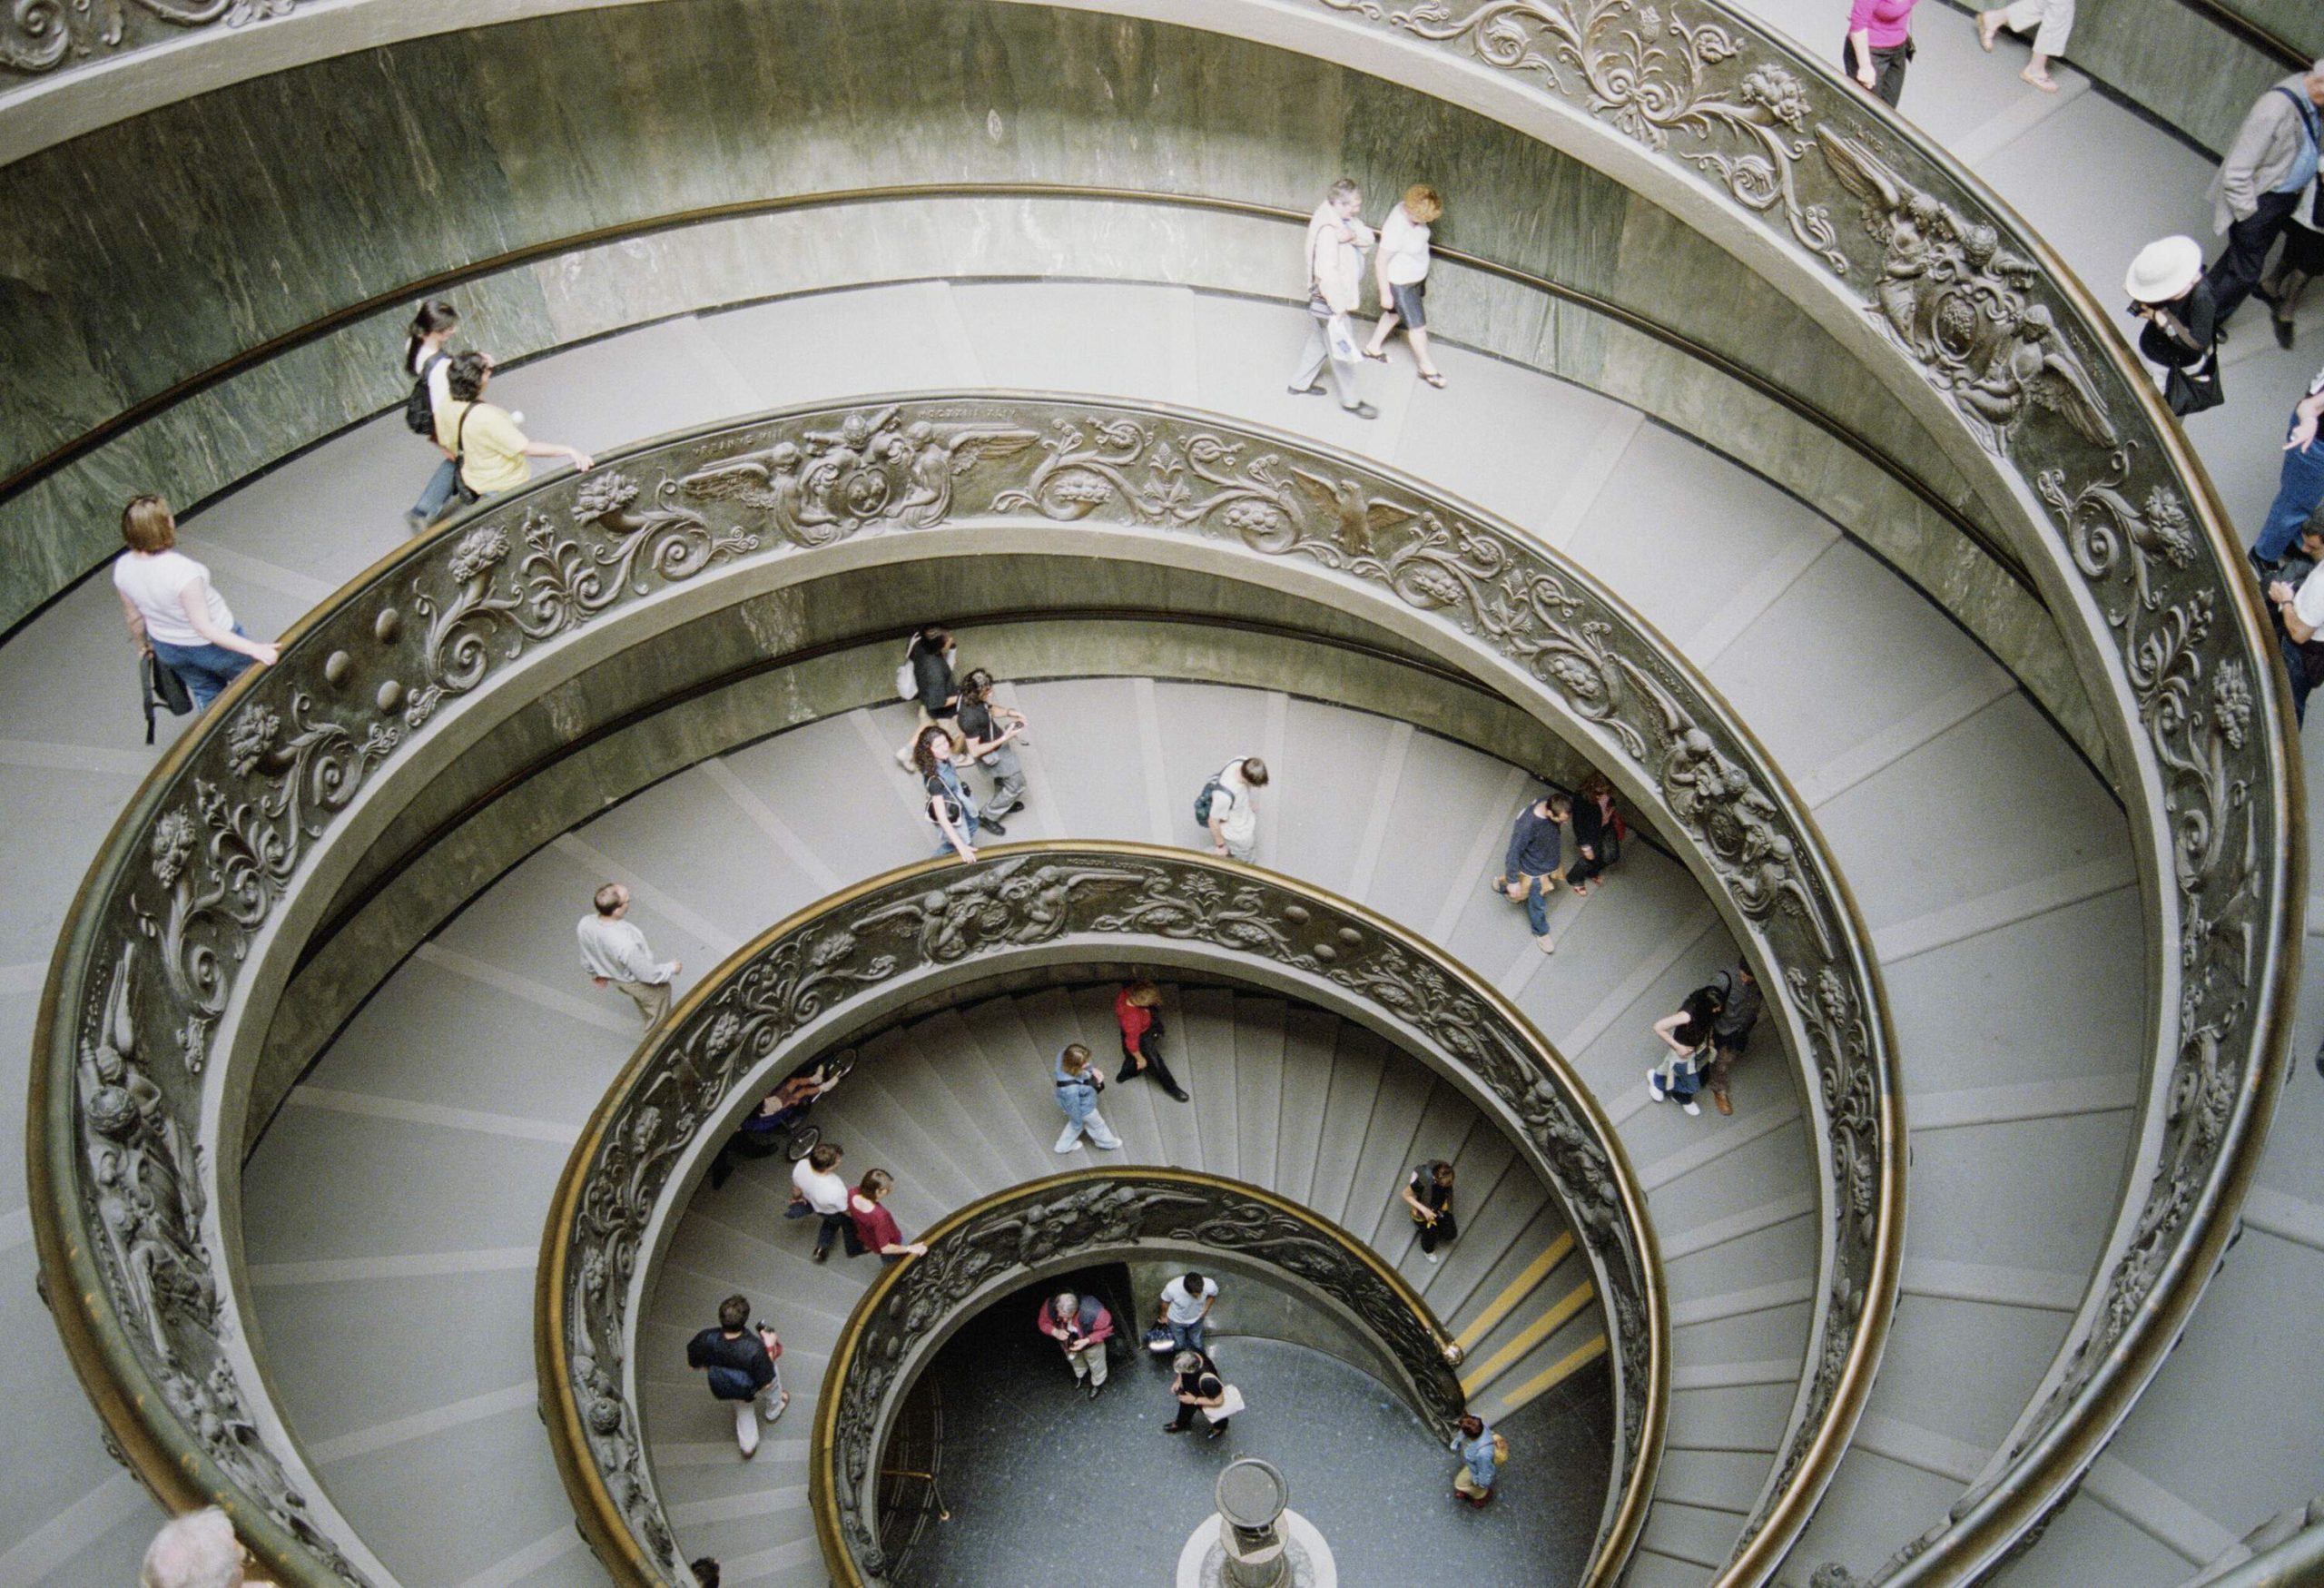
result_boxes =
[432,350,595,506]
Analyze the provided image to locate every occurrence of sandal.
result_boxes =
[2020,65,2058,91]
[1361,350,1390,363]
[1421,371,1447,389]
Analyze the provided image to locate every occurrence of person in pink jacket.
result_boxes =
[1844,0,1923,108]
[1037,1290,1116,1401]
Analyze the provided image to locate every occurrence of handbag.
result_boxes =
[1204,1383,1246,1423]
[1491,1432,1511,1466]
[1324,312,1361,364]
[2165,352,2224,417]
[1145,1326,1177,1356]
[142,652,193,745]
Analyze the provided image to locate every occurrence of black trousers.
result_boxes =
[1419,1206,1460,1254]
[817,1209,863,1258]
[1841,35,1909,108]
[2207,190,2301,324]
[1118,1029,1183,1094]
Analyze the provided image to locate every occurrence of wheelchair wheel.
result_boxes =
[784,1123,822,1162]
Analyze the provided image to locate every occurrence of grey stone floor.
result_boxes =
[895,1294,1613,1588]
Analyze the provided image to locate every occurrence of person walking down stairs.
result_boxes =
[1703,962,1764,1118]
[1115,980,1192,1102]
[1494,791,1567,955]
[1052,1044,1124,1153]
[1037,1290,1116,1401]
[1401,1160,1460,1264]
[1649,988,1720,1118]
[684,1294,786,1458]
[1199,756,1268,863]
[785,1143,862,1263]
[1451,1415,1502,1507]
[576,883,681,1031]
[847,1169,929,1266]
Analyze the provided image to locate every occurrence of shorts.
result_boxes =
[1389,281,1428,330]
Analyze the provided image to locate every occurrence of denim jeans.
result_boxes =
[931,810,982,858]
[2254,421,2324,565]
[150,627,256,713]
[1517,873,1552,937]
[410,457,459,527]
[1167,1317,1208,1356]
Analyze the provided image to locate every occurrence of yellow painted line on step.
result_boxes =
[1459,1279,1595,1396]
[1491,1335,1610,1418]
[1455,1231,1575,1350]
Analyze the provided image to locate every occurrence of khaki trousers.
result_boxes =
[612,977,672,1029]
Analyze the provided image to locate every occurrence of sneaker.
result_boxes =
[764,1391,790,1423]
[1647,1072,1668,1103]
[403,509,428,535]
[894,746,916,770]
[1344,401,1380,419]
[1288,382,1327,398]
[1681,1098,1701,1117]
[1425,1250,1441,1264]
[1205,1421,1227,1440]
[1537,934,1557,955]
[812,1246,828,1263]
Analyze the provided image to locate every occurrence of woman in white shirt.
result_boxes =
[403,299,461,533]
[113,495,278,712]
[1363,183,1448,388]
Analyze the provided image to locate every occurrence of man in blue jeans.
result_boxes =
[1495,792,1569,955]
[2250,370,2324,574]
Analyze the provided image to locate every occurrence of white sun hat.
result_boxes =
[2124,235,2204,304]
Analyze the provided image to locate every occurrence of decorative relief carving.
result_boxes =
[1,0,290,77]
[1317,0,1847,270]
[53,396,1881,1588]
[550,853,1653,1584]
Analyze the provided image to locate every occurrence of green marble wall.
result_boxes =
[4,0,1995,623]
[2024,0,2310,153]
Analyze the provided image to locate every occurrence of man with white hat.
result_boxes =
[2206,62,2324,329]
[2126,236,2220,412]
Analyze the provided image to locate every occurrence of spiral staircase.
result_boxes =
[4,3,2321,1588]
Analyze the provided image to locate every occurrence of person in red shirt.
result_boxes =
[1115,981,1191,1102]
[847,1170,928,1267]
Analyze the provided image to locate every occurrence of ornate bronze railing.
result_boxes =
[535,846,1653,1587]
[1279,1,2291,1578]
[29,391,1896,1586]
[812,1168,1474,1581]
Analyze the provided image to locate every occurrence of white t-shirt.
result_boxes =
[791,1159,850,1216]
[1378,203,1433,286]
[1160,1276,1217,1324]
[113,550,231,648]
[2292,562,2324,633]
[1212,764,1257,847]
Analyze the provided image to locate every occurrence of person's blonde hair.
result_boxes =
[1125,981,1162,1009]
[1061,1043,1092,1073]
[140,1507,243,1588]
[1403,183,1443,223]
[123,495,176,554]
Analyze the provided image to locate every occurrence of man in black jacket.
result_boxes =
[1704,964,1764,1117]
[1494,793,1568,954]
[893,625,963,766]
[686,1294,785,1457]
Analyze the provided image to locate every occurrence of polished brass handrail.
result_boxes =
[534,843,1663,1587]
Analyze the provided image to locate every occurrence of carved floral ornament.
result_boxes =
[37,392,1893,1588]
[1305,0,2290,1577]
[0,0,291,75]
[547,853,1656,1586]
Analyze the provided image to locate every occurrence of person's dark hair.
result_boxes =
[1240,757,1270,787]
[1674,985,1723,1048]
[716,1295,749,1331]
[403,299,458,373]
[961,666,997,699]
[1579,771,1614,803]
[1541,792,1570,820]
[1327,176,1361,203]
[1733,962,1756,985]
[1433,1163,1456,1185]
[1182,1270,1206,1295]
[808,1142,843,1172]
[859,1168,893,1199]
[446,349,491,402]
[2304,498,2324,538]
[914,624,951,652]
[911,724,950,778]
[593,883,625,916]
[1457,1414,1484,1437]
[122,494,176,554]
[690,1557,723,1588]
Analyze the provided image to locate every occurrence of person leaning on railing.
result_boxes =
[431,350,593,509]
[2205,61,2324,333]
[113,494,280,715]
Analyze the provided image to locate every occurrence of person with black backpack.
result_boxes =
[401,300,462,533]
[1703,962,1765,1117]
[685,1295,785,1458]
